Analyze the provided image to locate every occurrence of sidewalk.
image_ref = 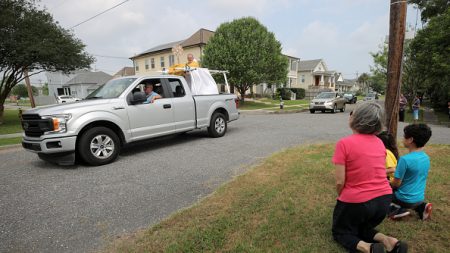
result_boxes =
[0,133,22,139]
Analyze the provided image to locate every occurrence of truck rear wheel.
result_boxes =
[78,127,120,166]
[208,112,227,138]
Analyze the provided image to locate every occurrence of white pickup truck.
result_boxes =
[21,71,239,166]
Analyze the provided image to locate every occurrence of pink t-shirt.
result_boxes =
[332,134,392,203]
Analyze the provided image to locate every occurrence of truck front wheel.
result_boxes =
[208,112,227,138]
[78,127,120,166]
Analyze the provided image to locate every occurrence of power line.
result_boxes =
[70,0,131,29]
[93,54,130,60]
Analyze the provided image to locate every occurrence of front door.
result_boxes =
[315,76,320,86]
[126,78,175,140]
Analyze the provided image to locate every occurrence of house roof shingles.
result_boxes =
[66,71,112,86]
[298,59,322,71]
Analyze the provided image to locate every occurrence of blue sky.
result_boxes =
[33,0,420,83]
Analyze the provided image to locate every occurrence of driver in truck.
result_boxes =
[143,83,162,104]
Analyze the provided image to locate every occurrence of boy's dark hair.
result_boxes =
[404,124,432,148]
[377,131,399,159]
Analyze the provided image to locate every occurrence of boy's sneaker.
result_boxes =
[422,203,432,221]
[390,208,411,220]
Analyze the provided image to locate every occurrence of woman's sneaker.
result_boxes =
[422,203,432,220]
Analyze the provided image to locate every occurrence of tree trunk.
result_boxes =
[237,85,248,103]
[0,102,4,125]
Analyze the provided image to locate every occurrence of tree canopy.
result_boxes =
[369,44,388,93]
[408,0,450,22]
[407,7,450,107]
[202,17,288,101]
[0,0,93,123]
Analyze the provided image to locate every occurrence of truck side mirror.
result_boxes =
[131,91,147,104]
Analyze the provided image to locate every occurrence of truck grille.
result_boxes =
[315,102,325,105]
[21,114,53,137]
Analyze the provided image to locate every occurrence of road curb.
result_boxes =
[0,144,22,151]
[239,108,308,115]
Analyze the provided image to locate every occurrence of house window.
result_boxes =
[145,59,149,70]
[160,57,165,68]
[135,62,139,72]
[151,58,155,69]
[169,55,175,66]
[290,60,297,71]
[301,75,305,83]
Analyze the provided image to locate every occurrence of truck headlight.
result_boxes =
[43,114,71,134]
[325,101,333,105]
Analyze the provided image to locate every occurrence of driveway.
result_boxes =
[1,104,449,253]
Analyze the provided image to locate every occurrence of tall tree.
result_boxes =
[408,7,450,108]
[369,44,388,93]
[357,73,370,93]
[408,0,450,22]
[11,83,37,97]
[202,17,288,102]
[0,0,93,124]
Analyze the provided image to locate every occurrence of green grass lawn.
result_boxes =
[0,109,23,135]
[260,98,309,106]
[434,108,450,125]
[403,109,424,123]
[105,144,450,253]
[238,101,276,110]
[0,137,22,147]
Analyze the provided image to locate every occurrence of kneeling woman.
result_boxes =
[332,102,407,253]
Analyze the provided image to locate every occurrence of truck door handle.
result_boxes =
[163,104,171,109]
[113,106,125,110]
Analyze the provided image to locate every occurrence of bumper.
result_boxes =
[309,104,334,110]
[22,136,77,154]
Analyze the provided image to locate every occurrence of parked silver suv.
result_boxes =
[309,92,346,113]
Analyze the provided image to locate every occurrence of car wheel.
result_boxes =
[321,110,325,113]
[208,112,227,138]
[332,104,338,113]
[310,109,315,114]
[78,127,121,166]
[340,104,346,112]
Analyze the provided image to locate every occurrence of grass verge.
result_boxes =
[238,101,276,110]
[0,137,22,147]
[0,109,23,135]
[105,144,450,253]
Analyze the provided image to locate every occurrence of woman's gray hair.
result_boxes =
[350,102,384,134]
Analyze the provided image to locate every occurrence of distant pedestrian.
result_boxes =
[399,94,407,122]
[412,95,420,123]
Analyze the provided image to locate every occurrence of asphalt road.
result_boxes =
[1,104,449,253]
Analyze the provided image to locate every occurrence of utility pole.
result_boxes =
[385,0,407,138]
[24,69,36,108]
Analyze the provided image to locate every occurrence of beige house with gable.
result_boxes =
[297,59,336,91]
[130,29,214,75]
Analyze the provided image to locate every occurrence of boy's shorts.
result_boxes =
[413,109,419,120]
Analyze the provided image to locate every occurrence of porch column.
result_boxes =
[320,75,324,85]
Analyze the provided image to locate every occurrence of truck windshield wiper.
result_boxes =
[86,96,103,100]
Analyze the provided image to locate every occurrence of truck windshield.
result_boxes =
[86,78,136,99]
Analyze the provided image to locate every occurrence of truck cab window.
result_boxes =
[169,79,185,98]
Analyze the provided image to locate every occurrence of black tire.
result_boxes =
[208,112,227,138]
[78,127,121,166]
[332,104,338,113]
[321,110,326,113]
[310,109,315,114]
[340,104,346,112]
